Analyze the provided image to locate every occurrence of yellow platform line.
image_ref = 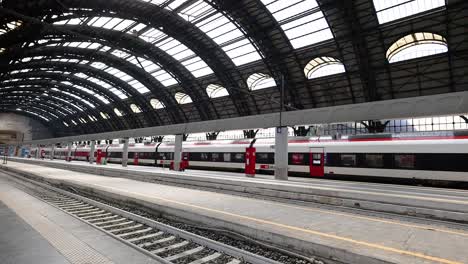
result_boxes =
[89,183,462,264]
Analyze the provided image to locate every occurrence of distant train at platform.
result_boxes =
[30,132,468,182]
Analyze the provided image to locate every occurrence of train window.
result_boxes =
[232,153,245,163]
[200,153,209,161]
[212,153,222,162]
[394,154,415,169]
[365,154,384,168]
[224,153,231,162]
[340,154,356,167]
[257,153,270,164]
[291,153,305,165]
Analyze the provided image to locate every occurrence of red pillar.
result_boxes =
[245,147,256,177]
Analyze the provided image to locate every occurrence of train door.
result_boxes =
[309,147,325,177]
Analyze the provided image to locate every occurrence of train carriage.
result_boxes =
[27,132,468,183]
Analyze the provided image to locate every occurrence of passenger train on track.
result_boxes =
[29,132,468,183]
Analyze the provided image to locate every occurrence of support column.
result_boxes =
[67,143,72,162]
[89,141,95,164]
[122,138,129,167]
[274,127,288,180]
[50,144,55,160]
[173,134,183,171]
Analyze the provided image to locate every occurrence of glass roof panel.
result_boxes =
[386,32,448,63]
[54,15,213,80]
[0,20,23,36]
[130,104,142,113]
[114,108,123,116]
[206,84,229,98]
[179,0,262,66]
[247,73,276,91]
[373,0,445,24]
[261,0,333,49]
[304,57,346,79]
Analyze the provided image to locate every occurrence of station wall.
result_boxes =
[0,113,53,144]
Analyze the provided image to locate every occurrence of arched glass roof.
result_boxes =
[387,32,448,63]
[28,39,174,90]
[247,73,276,91]
[54,16,214,78]
[10,58,128,100]
[304,57,345,79]
[0,0,462,134]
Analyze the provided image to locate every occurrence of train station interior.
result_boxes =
[0,0,467,264]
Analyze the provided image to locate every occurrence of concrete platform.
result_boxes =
[7,157,468,223]
[0,174,161,264]
[1,161,468,264]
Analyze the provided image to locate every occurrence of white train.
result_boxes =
[29,133,468,182]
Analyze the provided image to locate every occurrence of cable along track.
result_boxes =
[21,179,282,264]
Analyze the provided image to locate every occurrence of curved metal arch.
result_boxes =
[0,69,138,129]
[1,98,101,134]
[1,97,67,118]
[3,59,154,127]
[0,88,107,132]
[53,24,219,120]
[19,46,183,125]
[3,62,130,109]
[3,0,254,117]
[5,47,164,126]
[210,0,310,109]
[0,80,129,132]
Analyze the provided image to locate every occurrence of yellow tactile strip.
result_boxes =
[0,188,115,264]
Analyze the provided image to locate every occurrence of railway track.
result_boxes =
[5,173,286,264]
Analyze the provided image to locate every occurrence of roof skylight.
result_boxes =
[0,20,23,36]
[386,32,448,63]
[130,104,142,113]
[53,16,213,79]
[304,57,346,79]
[150,98,165,109]
[206,84,229,98]
[261,0,333,49]
[373,0,445,24]
[180,0,263,66]
[247,73,276,91]
[175,92,193,104]
[114,108,124,117]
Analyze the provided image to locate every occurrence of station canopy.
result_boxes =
[0,0,465,136]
